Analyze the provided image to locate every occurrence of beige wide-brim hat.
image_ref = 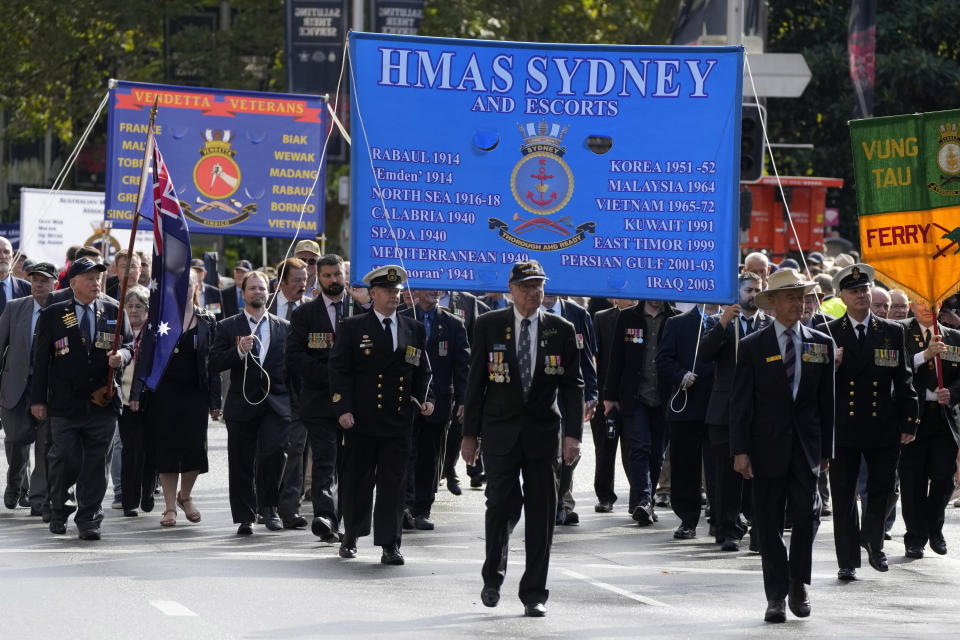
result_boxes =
[754,268,819,310]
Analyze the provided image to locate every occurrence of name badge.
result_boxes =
[493,343,506,351]
[624,328,643,344]
[801,342,827,364]
[544,355,564,375]
[438,340,449,357]
[488,351,511,383]
[766,354,782,363]
[874,348,899,367]
[405,345,421,365]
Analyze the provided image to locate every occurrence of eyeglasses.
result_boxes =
[305,258,317,266]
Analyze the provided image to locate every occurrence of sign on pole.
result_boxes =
[349,33,743,302]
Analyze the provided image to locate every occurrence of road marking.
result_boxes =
[150,600,197,617]
[560,568,670,607]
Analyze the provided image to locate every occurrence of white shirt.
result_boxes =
[774,319,802,399]
[276,294,308,321]
[30,299,42,347]
[438,292,451,310]
[374,309,398,351]
[850,310,872,338]
[542,299,562,315]
[913,323,941,401]
[513,306,539,369]
[322,292,345,332]
[739,311,760,335]
[241,311,271,362]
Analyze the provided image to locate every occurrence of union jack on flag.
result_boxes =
[134,142,193,391]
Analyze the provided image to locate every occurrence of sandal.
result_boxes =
[160,509,177,527]
[177,492,201,523]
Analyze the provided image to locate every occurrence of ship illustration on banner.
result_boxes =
[180,129,258,228]
[489,120,596,251]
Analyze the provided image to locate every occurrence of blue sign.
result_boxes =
[105,80,327,238]
[349,33,743,302]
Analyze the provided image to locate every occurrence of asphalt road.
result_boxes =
[1,421,960,639]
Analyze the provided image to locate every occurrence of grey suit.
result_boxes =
[0,295,50,512]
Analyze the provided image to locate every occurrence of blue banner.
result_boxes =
[105,80,327,238]
[349,33,743,302]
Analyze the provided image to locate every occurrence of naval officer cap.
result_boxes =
[363,265,407,289]
[509,260,548,283]
[67,257,107,280]
[833,263,875,291]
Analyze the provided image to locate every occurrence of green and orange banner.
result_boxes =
[851,109,960,305]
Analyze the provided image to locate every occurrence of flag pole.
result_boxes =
[934,302,945,391]
[91,97,158,407]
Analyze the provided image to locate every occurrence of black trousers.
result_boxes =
[708,425,748,541]
[341,430,409,547]
[482,441,560,605]
[30,417,52,512]
[589,412,625,505]
[830,443,899,568]
[442,413,483,480]
[298,415,342,529]
[752,437,821,601]
[278,419,308,518]
[670,420,709,528]
[47,411,117,530]
[408,415,447,517]
[4,441,31,503]
[225,407,290,524]
[118,407,156,512]
[900,405,959,548]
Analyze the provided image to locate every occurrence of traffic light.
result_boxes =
[740,103,766,183]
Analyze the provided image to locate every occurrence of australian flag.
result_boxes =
[137,142,192,390]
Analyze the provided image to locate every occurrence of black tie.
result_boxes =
[923,328,931,348]
[856,324,866,347]
[0,281,6,317]
[285,300,296,321]
[333,300,344,328]
[743,317,754,335]
[383,317,392,349]
[783,328,796,397]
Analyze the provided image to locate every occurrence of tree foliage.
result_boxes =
[765,0,960,242]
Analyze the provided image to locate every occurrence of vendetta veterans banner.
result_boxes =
[349,33,742,302]
[851,109,960,304]
[105,80,327,238]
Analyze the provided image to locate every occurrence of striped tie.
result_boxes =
[783,328,796,397]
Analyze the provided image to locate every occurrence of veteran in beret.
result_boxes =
[328,264,433,565]
[826,263,918,579]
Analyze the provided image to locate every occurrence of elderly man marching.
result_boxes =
[730,269,835,623]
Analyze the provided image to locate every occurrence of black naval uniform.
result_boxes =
[827,311,918,571]
[31,298,133,532]
[402,304,469,521]
[899,318,960,553]
[328,310,431,551]
[464,307,583,606]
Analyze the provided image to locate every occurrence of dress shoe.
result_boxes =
[787,581,811,618]
[820,502,832,517]
[864,542,888,572]
[905,545,924,559]
[381,545,404,565]
[594,502,613,513]
[321,532,342,544]
[141,494,155,513]
[721,537,740,552]
[673,525,696,540]
[261,507,283,531]
[49,520,67,535]
[282,514,308,529]
[837,567,857,581]
[18,489,29,508]
[123,509,138,517]
[41,510,52,523]
[563,510,579,525]
[764,599,786,623]
[3,493,17,509]
[78,528,101,541]
[402,509,415,530]
[524,602,546,617]
[930,537,948,555]
[339,539,358,558]
[256,514,265,524]
[312,516,333,538]
[414,515,434,530]
[30,506,43,517]
[655,493,671,508]
[469,474,485,488]
[633,501,653,526]
[236,523,254,536]
[480,586,500,607]
[446,476,462,496]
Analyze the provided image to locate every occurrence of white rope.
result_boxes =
[241,36,349,406]
[743,54,836,343]
[669,305,707,414]
[347,32,433,406]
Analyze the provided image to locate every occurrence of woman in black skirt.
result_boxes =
[132,269,221,526]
